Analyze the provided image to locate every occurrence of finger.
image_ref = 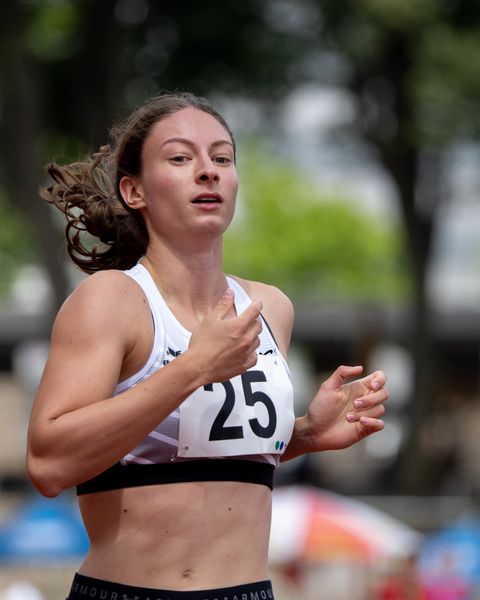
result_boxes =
[239,299,263,325]
[358,416,385,434]
[213,288,235,320]
[347,400,385,422]
[364,403,386,419]
[249,336,261,352]
[353,387,389,410]
[322,364,364,391]
[346,412,385,430]
[244,350,259,370]
[366,370,387,391]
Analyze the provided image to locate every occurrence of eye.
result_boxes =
[213,156,232,165]
[170,155,189,163]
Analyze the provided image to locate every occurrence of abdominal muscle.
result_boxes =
[77,479,272,590]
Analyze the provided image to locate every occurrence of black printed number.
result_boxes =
[207,380,243,441]
[207,371,277,441]
[242,370,277,438]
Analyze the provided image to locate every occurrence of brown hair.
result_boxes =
[41,92,236,274]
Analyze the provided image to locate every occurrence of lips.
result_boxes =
[191,193,223,204]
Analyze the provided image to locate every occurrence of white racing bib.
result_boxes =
[178,353,295,457]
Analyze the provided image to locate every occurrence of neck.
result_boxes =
[141,237,228,321]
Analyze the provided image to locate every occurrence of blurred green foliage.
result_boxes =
[0,191,35,297]
[1,0,479,307]
[225,143,409,301]
[414,25,480,143]
[316,0,480,145]
[0,140,408,303]
[26,0,80,62]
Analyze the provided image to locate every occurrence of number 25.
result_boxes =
[207,371,277,441]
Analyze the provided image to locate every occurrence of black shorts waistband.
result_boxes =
[67,573,275,600]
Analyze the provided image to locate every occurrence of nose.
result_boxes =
[195,159,220,184]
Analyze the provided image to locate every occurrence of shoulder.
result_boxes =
[60,269,145,317]
[230,276,294,357]
[235,277,294,322]
[52,269,149,349]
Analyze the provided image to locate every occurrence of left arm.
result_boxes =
[243,279,388,462]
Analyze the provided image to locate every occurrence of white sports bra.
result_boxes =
[77,264,295,495]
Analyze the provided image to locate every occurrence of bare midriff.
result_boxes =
[77,479,272,590]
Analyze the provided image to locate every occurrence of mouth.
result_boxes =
[191,193,223,204]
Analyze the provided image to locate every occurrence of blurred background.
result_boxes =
[0,0,480,598]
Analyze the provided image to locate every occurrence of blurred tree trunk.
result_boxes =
[0,0,128,313]
[352,32,440,492]
[0,0,69,316]
[68,0,128,146]
[380,146,439,492]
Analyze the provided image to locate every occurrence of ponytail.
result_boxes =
[41,145,148,274]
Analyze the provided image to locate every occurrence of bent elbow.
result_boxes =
[26,454,67,498]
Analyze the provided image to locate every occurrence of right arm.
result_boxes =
[26,274,262,497]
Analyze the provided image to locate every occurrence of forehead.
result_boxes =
[147,107,232,146]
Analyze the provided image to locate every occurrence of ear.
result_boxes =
[119,176,146,210]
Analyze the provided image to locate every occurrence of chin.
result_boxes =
[195,215,233,234]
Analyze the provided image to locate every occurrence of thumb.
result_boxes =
[213,287,235,319]
[321,365,363,391]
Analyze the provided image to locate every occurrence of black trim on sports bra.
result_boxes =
[76,459,274,495]
[260,314,279,348]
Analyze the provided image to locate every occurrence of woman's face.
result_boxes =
[121,107,238,245]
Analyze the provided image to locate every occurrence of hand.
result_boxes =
[300,365,388,453]
[188,288,263,383]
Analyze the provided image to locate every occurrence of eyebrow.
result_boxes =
[160,137,234,151]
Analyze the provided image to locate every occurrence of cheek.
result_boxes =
[225,190,237,227]
[142,172,182,208]
[227,171,239,197]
